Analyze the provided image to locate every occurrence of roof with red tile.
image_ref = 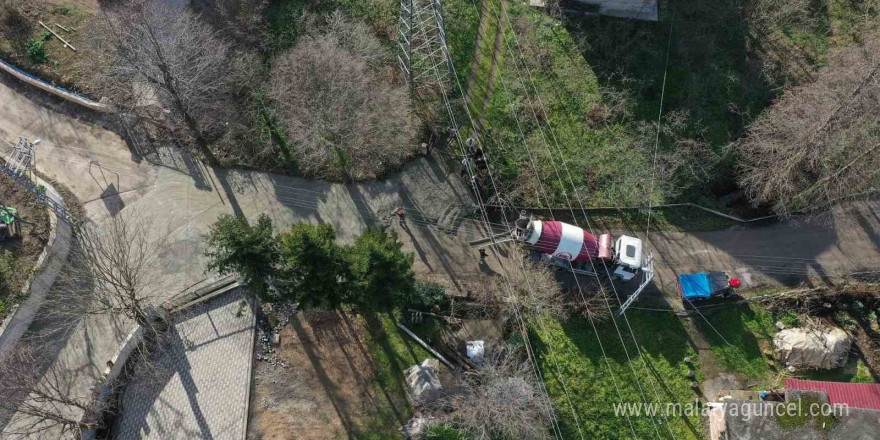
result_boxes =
[786,378,880,410]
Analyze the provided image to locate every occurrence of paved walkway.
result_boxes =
[115,289,255,440]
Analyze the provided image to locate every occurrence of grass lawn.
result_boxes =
[445,0,484,91]
[482,1,646,207]
[695,304,777,382]
[531,312,705,440]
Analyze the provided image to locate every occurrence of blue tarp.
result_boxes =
[679,272,712,299]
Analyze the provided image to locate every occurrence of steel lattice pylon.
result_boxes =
[397,0,454,95]
[9,137,36,181]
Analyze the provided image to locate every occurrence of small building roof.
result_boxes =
[786,378,880,410]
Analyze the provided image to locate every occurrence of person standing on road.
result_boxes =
[396,208,407,228]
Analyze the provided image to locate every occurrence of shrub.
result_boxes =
[424,425,462,440]
[52,7,79,16]
[834,311,859,333]
[26,38,47,63]
[410,282,449,310]
[779,311,800,328]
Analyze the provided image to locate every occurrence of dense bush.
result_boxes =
[410,282,450,310]
[277,223,350,309]
[346,229,415,309]
[205,216,419,311]
[268,11,417,181]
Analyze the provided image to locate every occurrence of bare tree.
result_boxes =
[48,209,169,330]
[0,344,101,439]
[485,251,610,322]
[190,0,269,50]
[268,11,418,181]
[496,252,569,321]
[438,343,553,440]
[83,0,234,164]
[737,31,880,216]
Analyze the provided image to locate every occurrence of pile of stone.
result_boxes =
[254,302,296,368]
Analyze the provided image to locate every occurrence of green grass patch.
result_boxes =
[462,0,505,121]
[358,310,435,439]
[775,393,838,431]
[696,304,777,380]
[531,312,704,439]
[805,356,876,384]
[423,425,462,440]
[50,7,80,17]
[445,0,483,87]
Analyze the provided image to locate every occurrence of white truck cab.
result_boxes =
[612,235,643,281]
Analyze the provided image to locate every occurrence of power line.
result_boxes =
[497,3,685,437]
[490,41,638,438]
[403,2,568,436]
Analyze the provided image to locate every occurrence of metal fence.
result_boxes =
[0,162,73,224]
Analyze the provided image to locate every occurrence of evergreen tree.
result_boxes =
[205,214,279,296]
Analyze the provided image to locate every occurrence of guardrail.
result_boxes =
[0,58,109,112]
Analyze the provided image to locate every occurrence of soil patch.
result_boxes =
[0,170,50,316]
[247,310,412,440]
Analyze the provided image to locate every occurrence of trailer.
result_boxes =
[678,271,741,304]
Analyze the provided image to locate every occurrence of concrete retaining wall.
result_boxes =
[103,325,145,382]
[0,179,72,359]
[0,58,110,112]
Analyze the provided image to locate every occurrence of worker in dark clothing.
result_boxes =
[473,148,488,171]
[479,248,488,261]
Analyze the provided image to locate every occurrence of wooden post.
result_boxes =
[396,322,453,368]
[39,21,76,52]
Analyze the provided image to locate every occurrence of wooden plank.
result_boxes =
[54,23,73,33]
[39,21,76,52]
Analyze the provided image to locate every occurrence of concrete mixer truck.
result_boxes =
[511,214,648,281]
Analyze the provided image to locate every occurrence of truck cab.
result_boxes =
[612,235,643,281]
